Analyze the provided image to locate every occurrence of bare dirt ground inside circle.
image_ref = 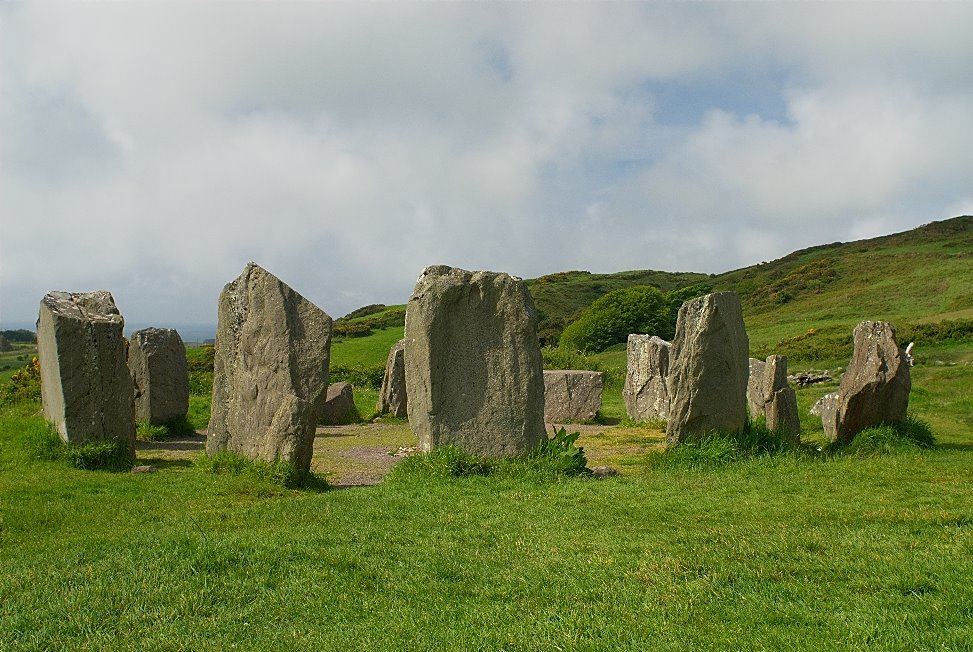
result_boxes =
[135,422,666,487]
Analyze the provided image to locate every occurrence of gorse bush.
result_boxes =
[0,357,41,405]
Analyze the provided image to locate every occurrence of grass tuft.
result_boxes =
[194,450,326,489]
[650,421,800,470]
[839,414,936,456]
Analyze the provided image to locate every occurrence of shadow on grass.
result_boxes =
[133,457,196,470]
[933,442,973,452]
[135,434,205,452]
[316,430,357,439]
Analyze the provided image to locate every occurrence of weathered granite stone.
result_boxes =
[376,339,407,418]
[128,327,189,425]
[766,386,801,443]
[811,391,840,440]
[206,262,332,474]
[833,321,911,443]
[747,355,800,441]
[404,265,545,457]
[623,335,671,421]
[543,370,603,423]
[320,381,356,425]
[36,291,135,453]
[665,292,749,444]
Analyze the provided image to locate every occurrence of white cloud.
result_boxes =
[0,2,970,327]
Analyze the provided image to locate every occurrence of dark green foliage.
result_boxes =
[1,329,36,343]
[527,269,711,346]
[527,427,590,476]
[0,334,10,352]
[329,364,385,390]
[560,286,670,353]
[559,285,712,354]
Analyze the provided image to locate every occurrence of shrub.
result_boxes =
[329,364,385,390]
[0,357,42,405]
[521,427,590,477]
[186,345,215,373]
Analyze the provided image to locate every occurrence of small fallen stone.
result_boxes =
[388,446,418,458]
[131,465,158,474]
[591,465,619,478]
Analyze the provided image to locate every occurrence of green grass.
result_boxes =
[0,343,37,384]
[1,399,972,650]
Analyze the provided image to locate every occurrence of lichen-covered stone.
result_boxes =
[543,370,603,423]
[206,262,332,474]
[37,291,135,453]
[665,292,749,444]
[811,391,840,440]
[376,339,407,418]
[404,265,545,457]
[623,335,670,422]
[320,382,356,425]
[128,327,189,425]
[747,355,800,441]
[834,321,911,443]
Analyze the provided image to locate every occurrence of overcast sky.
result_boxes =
[1,3,971,331]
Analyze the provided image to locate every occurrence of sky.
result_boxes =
[1,2,971,332]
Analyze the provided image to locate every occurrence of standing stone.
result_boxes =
[207,262,332,474]
[833,321,911,443]
[811,391,840,440]
[747,355,800,442]
[665,292,749,444]
[320,381,356,425]
[36,291,135,453]
[544,370,603,423]
[128,327,189,425]
[623,335,671,421]
[376,339,407,418]
[405,265,545,457]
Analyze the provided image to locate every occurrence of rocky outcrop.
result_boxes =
[404,265,545,457]
[128,327,189,425]
[623,335,670,422]
[665,292,749,444]
[36,291,135,453]
[206,262,332,474]
[543,370,603,423]
[376,339,407,418]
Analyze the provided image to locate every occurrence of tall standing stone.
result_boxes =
[747,355,800,442]
[404,265,545,457]
[36,291,135,453]
[207,262,332,474]
[665,292,749,444]
[623,334,671,421]
[543,370,603,423]
[833,321,911,443]
[376,339,407,418]
[128,327,189,425]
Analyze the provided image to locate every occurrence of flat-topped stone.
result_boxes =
[405,265,545,457]
[128,327,189,425]
[544,370,603,423]
[37,291,135,453]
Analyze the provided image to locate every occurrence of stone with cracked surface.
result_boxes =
[544,370,603,423]
[623,334,671,422]
[321,381,356,425]
[405,265,545,457]
[206,262,332,474]
[37,290,135,453]
[665,292,749,444]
